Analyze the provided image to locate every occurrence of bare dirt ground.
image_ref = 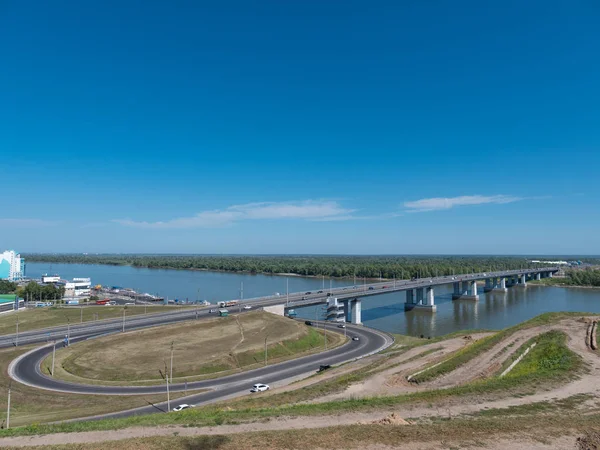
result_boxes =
[2,317,599,448]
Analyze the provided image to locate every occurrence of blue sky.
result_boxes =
[1,1,599,254]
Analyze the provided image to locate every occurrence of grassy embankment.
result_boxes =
[0,312,588,437]
[0,344,192,428]
[2,398,599,449]
[41,311,344,385]
[0,305,197,336]
[408,312,586,383]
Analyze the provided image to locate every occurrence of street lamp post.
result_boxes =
[264,334,269,366]
[122,309,126,332]
[170,341,174,382]
[286,278,289,306]
[51,340,56,376]
[15,316,19,347]
[6,382,11,429]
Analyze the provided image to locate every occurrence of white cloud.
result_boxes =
[114,200,357,229]
[404,195,522,212]
[0,218,59,227]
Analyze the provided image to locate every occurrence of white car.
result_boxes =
[352,336,360,341]
[172,404,193,412]
[250,383,270,392]
[243,305,252,310]
[337,324,346,328]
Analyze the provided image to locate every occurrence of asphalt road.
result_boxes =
[10,321,392,420]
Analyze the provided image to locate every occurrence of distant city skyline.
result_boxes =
[2,2,599,254]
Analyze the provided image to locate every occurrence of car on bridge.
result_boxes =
[368,286,374,290]
[305,321,314,326]
[305,291,312,295]
[317,290,323,293]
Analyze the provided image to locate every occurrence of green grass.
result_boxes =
[0,320,585,437]
[0,305,197,336]
[410,312,588,383]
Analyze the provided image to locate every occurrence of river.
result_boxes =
[25,262,600,337]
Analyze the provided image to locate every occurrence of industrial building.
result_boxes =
[0,250,25,281]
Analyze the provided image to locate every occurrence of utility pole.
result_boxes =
[264,334,268,366]
[170,341,174,382]
[166,374,170,413]
[80,306,83,323]
[322,275,324,290]
[329,279,332,295]
[51,340,56,376]
[122,309,126,332]
[286,278,289,306]
[240,282,243,301]
[353,272,356,286]
[15,316,19,347]
[364,277,366,291]
[6,382,11,430]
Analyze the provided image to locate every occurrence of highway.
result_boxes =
[9,321,392,420]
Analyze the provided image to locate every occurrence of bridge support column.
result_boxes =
[343,299,350,323]
[453,281,478,300]
[351,299,362,325]
[519,274,527,287]
[536,273,541,281]
[404,289,415,311]
[484,278,493,292]
[548,271,553,278]
[405,288,436,311]
[492,277,508,292]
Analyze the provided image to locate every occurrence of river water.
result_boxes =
[26,262,600,337]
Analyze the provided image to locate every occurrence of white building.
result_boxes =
[41,274,61,283]
[0,250,25,281]
[62,278,92,297]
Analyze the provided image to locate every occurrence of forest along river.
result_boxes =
[26,262,600,337]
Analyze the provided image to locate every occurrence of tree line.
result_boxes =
[22,254,566,279]
[16,281,65,301]
[561,269,600,287]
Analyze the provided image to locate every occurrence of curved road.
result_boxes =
[9,321,392,420]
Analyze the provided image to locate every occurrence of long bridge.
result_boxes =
[278,267,559,324]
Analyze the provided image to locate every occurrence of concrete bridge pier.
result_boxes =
[351,299,362,325]
[518,274,527,287]
[343,299,350,322]
[452,281,479,300]
[492,277,508,292]
[405,288,436,311]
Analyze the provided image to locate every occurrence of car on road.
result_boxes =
[382,286,388,289]
[243,305,252,310]
[250,383,269,392]
[327,292,332,296]
[317,364,331,372]
[172,404,192,412]
[125,302,135,305]
[368,286,374,290]
[305,291,312,295]
[337,324,346,328]
[209,309,217,313]
[305,321,314,326]
[317,290,323,293]
[352,336,360,341]
[108,301,117,306]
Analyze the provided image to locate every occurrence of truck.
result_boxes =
[218,300,239,308]
[95,298,110,305]
[218,309,229,317]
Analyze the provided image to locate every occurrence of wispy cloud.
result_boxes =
[404,195,522,212]
[114,200,358,229]
[0,218,59,227]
